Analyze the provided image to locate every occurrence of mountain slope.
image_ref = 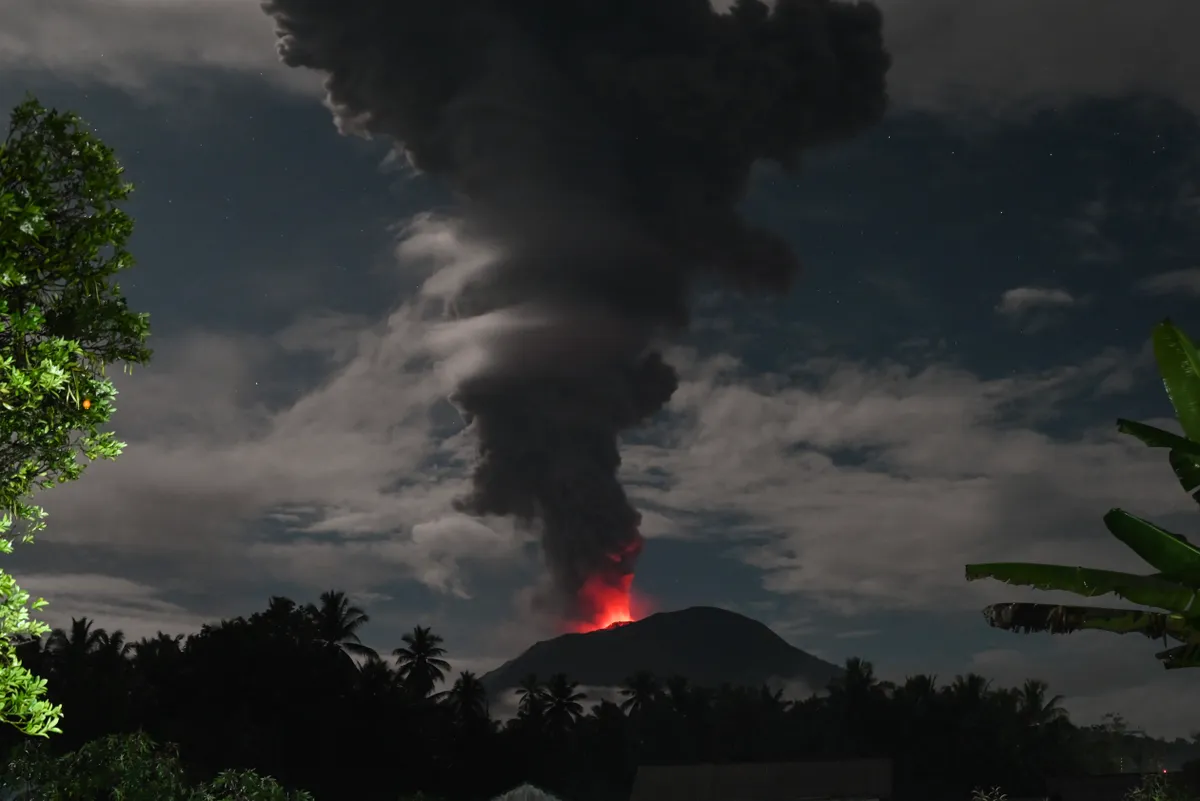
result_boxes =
[480,606,842,695]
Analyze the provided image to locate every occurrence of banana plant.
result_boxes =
[966,319,1200,669]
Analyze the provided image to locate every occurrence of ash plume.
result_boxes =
[261,0,890,625]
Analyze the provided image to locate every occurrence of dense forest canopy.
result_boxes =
[4,590,1198,801]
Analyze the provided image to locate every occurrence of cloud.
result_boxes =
[969,633,1200,738]
[994,287,1083,334]
[876,0,1200,118]
[0,0,319,96]
[17,573,209,642]
[995,287,1079,315]
[29,294,529,602]
[620,346,1189,615]
[4,0,1200,118]
[1138,267,1200,296]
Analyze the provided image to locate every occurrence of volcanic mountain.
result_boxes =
[480,606,842,696]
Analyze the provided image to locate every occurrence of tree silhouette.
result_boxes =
[542,673,586,736]
[619,671,658,717]
[515,673,545,720]
[438,671,490,729]
[304,590,377,662]
[0,590,1183,801]
[393,625,450,700]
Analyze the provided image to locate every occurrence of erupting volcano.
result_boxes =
[262,0,889,626]
[573,572,636,632]
[569,534,643,633]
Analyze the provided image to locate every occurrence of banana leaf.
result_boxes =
[1116,419,1200,459]
[1154,643,1200,669]
[1103,508,1200,581]
[965,563,1200,613]
[1169,449,1200,506]
[1153,319,1200,441]
[981,602,1200,645]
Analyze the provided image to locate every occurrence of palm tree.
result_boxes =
[1017,678,1067,727]
[96,629,132,659]
[304,590,378,661]
[543,673,586,735]
[47,617,105,675]
[256,595,315,642]
[357,654,398,698]
[948,673,992,708]
[620,670,659,717]
[514,673,546,719]
[438,670,490,728]
[132,632,183,662]
[393,625,450,699]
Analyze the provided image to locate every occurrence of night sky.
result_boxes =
[3,0,1200,736]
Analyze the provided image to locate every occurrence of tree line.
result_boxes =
[2,590,1197,801]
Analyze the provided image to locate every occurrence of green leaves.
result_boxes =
[981,602,1198,644]
[1101,509,1200,581]
[0,95,152,737]
[0,732,314,800]
[966,319,1200,670]
[1169,449,1200,506]
[965,563,1200,613]
[1153,319,1200,441]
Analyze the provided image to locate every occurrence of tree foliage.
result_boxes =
[0,95,151,736]
[0,731,313,800]
[967,319,1200,668]
[0,590,1192,801]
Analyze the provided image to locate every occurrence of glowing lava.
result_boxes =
[571,572,636,633]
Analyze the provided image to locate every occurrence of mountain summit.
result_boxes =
[480,606,842,695]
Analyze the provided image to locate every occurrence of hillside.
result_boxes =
[480,606,842,695]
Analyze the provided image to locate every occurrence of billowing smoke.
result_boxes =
[261,0,890,629]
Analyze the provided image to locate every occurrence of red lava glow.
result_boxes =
[571,573,637,633]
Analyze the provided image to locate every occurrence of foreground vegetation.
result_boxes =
[0,591,1196,801]
[1,94,152,737]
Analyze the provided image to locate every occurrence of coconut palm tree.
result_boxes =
[438,670,490,728]
[514,673,546,719]
[304,590,377,661]
[1017,678,1066,727]
[393,625,450,699]
[357,654,398,698]
[620,670,659,716]
[543,673,586,735]
[47,617,105,675]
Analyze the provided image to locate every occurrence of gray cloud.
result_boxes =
[3,0,1200,117]
[621,346,1189,614]
[1138,267,1200,296]
[969,634,1200,738]
[17,573,209,643]
[995,286,1078,315]
[30,300,529,603]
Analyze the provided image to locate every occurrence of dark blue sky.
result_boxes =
[3,0,1200,736]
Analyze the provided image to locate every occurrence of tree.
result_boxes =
[393,625,450,699]
[304,590,378,662]
[542,673,586,735]
[437,670,489,729]
[514,673,546,720]
[967,319,1200,668]
[1016,678,1066,727]
[0,95,152,736]
[619,670,659,717]
[46,617,105,675]
[0,731,313,801]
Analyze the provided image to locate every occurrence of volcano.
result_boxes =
[480,606,843,696]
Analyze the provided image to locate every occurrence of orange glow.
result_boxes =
[571,573,636,633]
[82,399,91,409]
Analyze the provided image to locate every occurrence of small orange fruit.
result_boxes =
[82,399,91,409]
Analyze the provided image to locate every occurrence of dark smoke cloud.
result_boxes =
[261,0,890,625]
